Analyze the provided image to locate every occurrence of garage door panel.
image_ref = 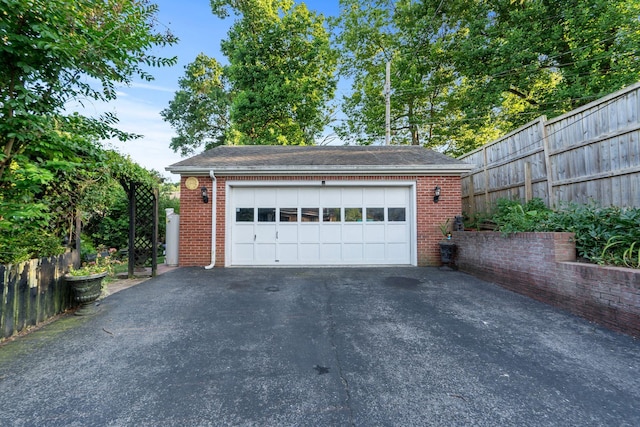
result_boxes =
[278,225,298,242]
[255,188,277,206]
[321,225,341,243]
[320,188,342,205]
[364,188,385,205]
[386,224,409,242]
[343,224,363,242]
[256,225,276,242]
[365,243,386,261]
[320,244,341,261]
[299,243,320,261]
[300,225,320,243]
[364,224,385,242]
[386,187,408,205]
[233,188,255,205]
[343,243,363,261]
[299,189,320,206]
[387,243,409,262]
[278,244,298,263]
[232,244,254,263]
[234,224,255,243]
[277,188,298,205]
[255,244,276,263]
[342,188,363,206]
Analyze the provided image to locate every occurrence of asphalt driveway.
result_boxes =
[0,267,639,426]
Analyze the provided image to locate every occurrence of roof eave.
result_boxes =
[165,164,475,176]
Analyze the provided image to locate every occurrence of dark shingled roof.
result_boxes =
[168,145,469,170]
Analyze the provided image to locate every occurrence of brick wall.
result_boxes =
[178,174,463,267]
[178,176,213,266]
[454,231,640,338]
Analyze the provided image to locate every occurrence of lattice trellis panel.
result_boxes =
[124,182,158,277]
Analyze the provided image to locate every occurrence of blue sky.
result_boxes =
[92,0,342,180]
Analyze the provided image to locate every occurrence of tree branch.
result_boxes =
[507,87,538,105]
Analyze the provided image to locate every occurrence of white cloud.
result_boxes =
[125,81,177,93]
[101,96,187,181]
[65,86,185,181]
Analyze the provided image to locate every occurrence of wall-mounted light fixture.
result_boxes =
[433,186,441,203]
[201,186,209,204]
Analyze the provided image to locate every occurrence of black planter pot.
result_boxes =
[438,241,457,269]
[65,271,107,316]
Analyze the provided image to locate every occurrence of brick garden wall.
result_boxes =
[454,231,640,338]
[178,174,463,267]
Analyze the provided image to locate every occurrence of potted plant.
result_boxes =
[65,248,116,315]
[438,219,456,269]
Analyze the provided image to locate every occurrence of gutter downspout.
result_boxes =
[205,169,216,269]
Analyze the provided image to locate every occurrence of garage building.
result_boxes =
[166,145,473,267]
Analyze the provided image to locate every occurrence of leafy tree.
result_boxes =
[164,0,337,151]
[161,54,230,156]
[0,0,176,179]
[332,0,476,149]
[332,0,640,155]
[452,0,640,134]
[0,0,176,262]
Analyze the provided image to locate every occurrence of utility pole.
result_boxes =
[384,61,391,146]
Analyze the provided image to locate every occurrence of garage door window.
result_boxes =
[323,208,341,222]
[388,208,406,222]
[345,208,362,222]
[301,208,319,222]
[280,208,297,222]
[366,208,384,222]
[258,208,276,222]
[236,208,254,222]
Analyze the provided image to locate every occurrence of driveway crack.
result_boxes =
[324,280,355,426]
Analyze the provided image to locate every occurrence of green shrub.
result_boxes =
[492,197,552,234]
[485,198,640,268]
[0,230,65,265]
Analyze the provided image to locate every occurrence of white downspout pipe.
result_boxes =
[205,169,216,269]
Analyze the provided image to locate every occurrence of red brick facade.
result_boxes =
[178,174,463,267]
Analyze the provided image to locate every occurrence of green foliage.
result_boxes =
[438,219,451,238]
[84,189,130,251]
[161,54,230,156]
[331,0,640,154]
[487,198,640,268]
[0,1,175,264]
[0,0,177,179]
[164,0,337,150]
[83,179,180,252]
[331,0,464,148]
[543,204,640,268]
[492,198,552,235]
[68,248,118,277]
[0,230,65,265]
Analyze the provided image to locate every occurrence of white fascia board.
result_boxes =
[165,164,475,176]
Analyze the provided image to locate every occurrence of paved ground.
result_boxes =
[0,267,639,426]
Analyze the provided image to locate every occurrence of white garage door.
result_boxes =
[228,185,413,266]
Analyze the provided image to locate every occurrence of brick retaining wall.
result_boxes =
[454,231,640,338]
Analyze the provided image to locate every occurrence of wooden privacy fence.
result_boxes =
[459,82,640,215]
[1,250,79,340]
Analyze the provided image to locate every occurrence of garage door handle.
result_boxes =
[276,231,279,239]
[254,234,256,241]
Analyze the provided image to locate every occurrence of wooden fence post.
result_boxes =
[541,116,555,208]
[524,161,532,202]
